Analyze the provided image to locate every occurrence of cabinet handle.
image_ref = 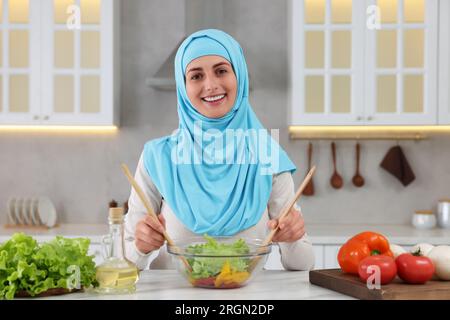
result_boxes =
[33,115,39,120]
[43,115,49,120]
[367,116,373,121]
[356,116,363,121]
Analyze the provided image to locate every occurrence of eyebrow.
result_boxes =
[186,62,231,74]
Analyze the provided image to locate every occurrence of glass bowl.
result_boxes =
[167,236,272,289]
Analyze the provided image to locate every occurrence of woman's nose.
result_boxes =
[204,76,219,92]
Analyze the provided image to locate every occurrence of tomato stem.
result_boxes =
[371,250,381,255]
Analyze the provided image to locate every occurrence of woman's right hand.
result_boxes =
[135,214,166,254]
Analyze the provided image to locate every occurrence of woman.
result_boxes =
[124,29,314,270]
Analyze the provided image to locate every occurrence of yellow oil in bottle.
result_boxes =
[96,259,139,294]
[96,207,140,294]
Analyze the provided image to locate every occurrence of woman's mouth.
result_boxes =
[202,94,226,106]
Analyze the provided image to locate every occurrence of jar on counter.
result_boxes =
[437,199,450,229]
[412,210,436,229]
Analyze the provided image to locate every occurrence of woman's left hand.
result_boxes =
[267,208,306,243]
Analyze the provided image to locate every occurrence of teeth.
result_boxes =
[203,94,225,102]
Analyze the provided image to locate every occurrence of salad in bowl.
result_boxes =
[167,235,271,289]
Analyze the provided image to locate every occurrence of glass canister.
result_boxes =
[95,207,139,294]
[411,210,436,229]
[437,199,450,229]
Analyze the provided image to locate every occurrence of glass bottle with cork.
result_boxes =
[96,207,139,294]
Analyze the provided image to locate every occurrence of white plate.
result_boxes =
[15,198,24,225]
[31,198,41,225]
[23,198,33,225]
[7,198,17,224]
[38,197,57,228]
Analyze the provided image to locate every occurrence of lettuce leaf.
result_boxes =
[186,235,250,280]
[0,233,98,300]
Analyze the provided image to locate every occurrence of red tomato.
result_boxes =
[192,277,216,287]
[358,255,397,285]
[395,253,435,284]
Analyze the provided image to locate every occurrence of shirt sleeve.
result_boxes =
[267,171,315,271]
[123,151,163,270]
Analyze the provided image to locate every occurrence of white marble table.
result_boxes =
[35,270,353,300]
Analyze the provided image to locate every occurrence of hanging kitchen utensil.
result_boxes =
[379,145,415,186]
[303,142,315,196]
[352,142,365,187]
[330,142,343,189]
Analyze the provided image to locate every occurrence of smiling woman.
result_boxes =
[185,56,237,119]
[123,29,315,273]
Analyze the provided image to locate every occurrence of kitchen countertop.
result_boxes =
[0,224,109,243]
[31,270,353,300]
[2,223,450,245]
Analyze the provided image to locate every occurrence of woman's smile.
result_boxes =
[201,93,227,106]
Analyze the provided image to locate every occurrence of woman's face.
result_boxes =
[185,55,237,119]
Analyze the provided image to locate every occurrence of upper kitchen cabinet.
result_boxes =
[0,0,41,124]
[289,0,439,126]
[0,0,120,126]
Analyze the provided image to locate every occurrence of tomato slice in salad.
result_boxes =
[191,276,216,287]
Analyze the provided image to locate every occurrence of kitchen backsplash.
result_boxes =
[1,0,449,225]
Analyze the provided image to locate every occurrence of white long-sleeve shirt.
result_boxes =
[124,153,315,271]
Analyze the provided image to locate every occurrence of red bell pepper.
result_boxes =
[337,231,394,274]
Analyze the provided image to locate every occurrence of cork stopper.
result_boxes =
[109,207,124,222]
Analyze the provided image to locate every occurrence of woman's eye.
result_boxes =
[217,68,227,75]
[191,73,202,80]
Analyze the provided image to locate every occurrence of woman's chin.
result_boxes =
[200,104,232,118]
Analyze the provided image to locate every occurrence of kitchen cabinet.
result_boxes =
[439,0,450,124]
[289,0,440,126]
[88,243,104,265]
[0,0,120,126]
[314,244,416,269]
[264,244,284,270]
[264,244,332,270]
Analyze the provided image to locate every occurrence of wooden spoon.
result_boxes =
[248,166,317,272]
[303,143,314,196]
[330,142,343,189]
[120,163,192,272]
[352,143,365,187]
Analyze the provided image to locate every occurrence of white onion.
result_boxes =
[410,243,435,256]
[428,246,450,280]
[390,244,407,258]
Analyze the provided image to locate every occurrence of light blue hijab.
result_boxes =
[143,29,296,236]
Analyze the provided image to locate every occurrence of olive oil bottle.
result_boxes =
[96,207,139,294]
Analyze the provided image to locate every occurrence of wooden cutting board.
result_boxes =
[15,287,83,298]
[309,269,450,300]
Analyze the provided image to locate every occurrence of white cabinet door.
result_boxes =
[312,245,324,269]
[40,0,119,126]
[0,0,41,125]
[88,243,104,266]
[364,0,438,125]
[264,245,326,270]
[289,0,365,126]
[439,0,450,124]
[264,244,285,270]
[324,245,341,269]
[0,0,120,126]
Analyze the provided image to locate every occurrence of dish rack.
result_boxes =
[5,197,58,229]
